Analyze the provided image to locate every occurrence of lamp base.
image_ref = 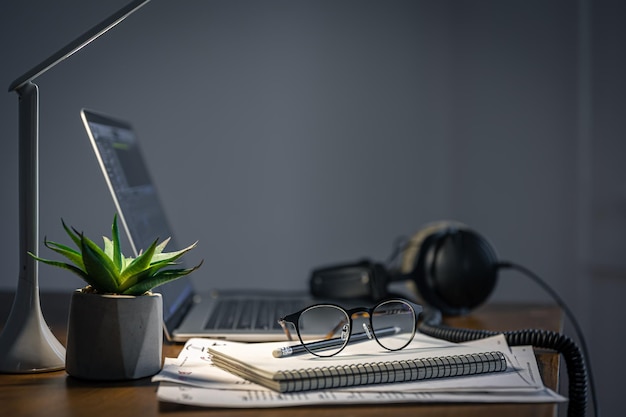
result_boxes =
[0,281,65,373]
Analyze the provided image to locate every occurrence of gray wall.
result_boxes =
[1,1,623,415]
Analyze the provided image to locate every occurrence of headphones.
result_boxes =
[309,221,500,316]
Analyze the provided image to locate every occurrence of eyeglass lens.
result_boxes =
[369,299,416,350]
[297,305,350,356]
[296,300,416,357]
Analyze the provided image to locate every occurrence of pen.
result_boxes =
[272,326,399,358]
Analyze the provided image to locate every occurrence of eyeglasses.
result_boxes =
[277,298,422,357]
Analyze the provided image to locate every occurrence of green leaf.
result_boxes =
[119,238,159,284]
[111,214,122,273]
[61,219,82,249]
[117,260,177,293]
[28,252,88,281]
[121,261,203,295]
[43,238,85,270]
[81,235,121,293]
[122,255,134,270]
[150,241,198,264]
[116,269,151,293]
[154,237,171,255]
[103,236,114,260]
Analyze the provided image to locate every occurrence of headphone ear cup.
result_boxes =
[404,223,499,315]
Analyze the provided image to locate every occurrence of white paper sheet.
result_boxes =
[156,382,565,408]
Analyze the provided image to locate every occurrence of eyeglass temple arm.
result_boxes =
[278,319,295,341]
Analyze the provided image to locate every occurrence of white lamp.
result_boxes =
[0,0,152,373]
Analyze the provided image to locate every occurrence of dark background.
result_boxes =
[1,1,623,415]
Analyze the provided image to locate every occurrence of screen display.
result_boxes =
[112,140,151,188]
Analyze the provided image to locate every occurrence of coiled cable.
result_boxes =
[419,309,587,417]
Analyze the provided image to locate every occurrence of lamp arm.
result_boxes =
[9,0,151,93]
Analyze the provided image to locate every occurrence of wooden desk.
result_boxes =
[0,292,562,417]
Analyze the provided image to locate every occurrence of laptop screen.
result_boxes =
[80,109,194,330]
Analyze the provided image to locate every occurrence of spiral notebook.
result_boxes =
[207,334,508,393]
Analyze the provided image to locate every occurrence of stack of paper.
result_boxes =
[154,333,566,408]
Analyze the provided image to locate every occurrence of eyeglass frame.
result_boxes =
[277,298,423,357]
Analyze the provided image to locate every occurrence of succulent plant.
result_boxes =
[29,215,202,296]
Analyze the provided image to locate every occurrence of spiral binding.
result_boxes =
[274,351,507,392]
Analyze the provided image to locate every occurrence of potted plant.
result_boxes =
[29,214,202,381]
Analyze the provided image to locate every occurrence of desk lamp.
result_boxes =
[0,0,152,373]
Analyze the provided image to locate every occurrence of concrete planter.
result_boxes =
[65,290,163,380]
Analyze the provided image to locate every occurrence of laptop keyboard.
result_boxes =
[204,298,310,331]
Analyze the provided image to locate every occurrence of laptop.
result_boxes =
[80,109,313,342]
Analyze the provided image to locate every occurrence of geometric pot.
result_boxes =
[65,290,163,380]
